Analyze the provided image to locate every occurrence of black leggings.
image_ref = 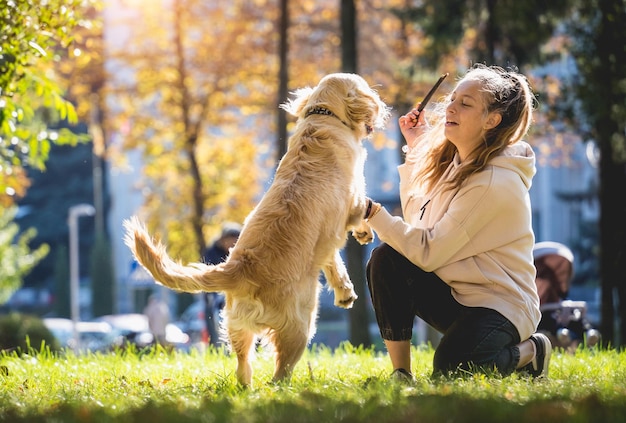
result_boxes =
[366,243,522,376]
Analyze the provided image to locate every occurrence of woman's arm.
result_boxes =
[369,172,526,271]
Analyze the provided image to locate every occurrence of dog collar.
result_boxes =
[305,106,336,118]
[305,107,352,130]
[305,107,373,135]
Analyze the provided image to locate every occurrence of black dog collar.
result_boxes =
[305,106,336,118]
[305,107,372,135]
[305,107,351,130]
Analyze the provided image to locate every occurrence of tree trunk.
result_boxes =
[341,0,372,347]
[277,0,289,161]
[173,0,201,313]
[598,150,626,346]
[483,0,497,64]
[595,0,626,346]
[87,6,114,317]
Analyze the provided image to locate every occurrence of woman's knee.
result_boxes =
[367,243,401,288]
[369,243,411,276]
[432,312,521,377]
[368,243,396,267]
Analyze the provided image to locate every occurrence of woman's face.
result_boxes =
[444,79,500,161]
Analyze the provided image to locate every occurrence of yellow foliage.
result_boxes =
[104,0,482,259]
[106,0,279,259]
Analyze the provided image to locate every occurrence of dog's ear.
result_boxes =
[280,87,315,118]
[323,74,390,133]
[343,86,391,132]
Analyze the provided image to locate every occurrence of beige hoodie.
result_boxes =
[368,141,540,340]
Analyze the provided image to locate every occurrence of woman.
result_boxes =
[364,64,550,380]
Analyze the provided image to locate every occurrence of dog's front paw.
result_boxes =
[334,286,358,309]
[353,230,374,245]
[352,220,375,245]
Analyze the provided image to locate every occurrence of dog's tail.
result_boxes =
[123,216,233,293]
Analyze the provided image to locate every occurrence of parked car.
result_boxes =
[43,318,124,353]
[173,301,208,346]
[78,321,125,352]
[93,314,154,348]
[94,313,189,350]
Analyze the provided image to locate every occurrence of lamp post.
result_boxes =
[68,204,96,350]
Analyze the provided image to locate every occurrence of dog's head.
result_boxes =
[281,73,390,138]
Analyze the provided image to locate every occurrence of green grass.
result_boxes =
[1,343,625,422]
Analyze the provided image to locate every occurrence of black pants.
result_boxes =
[366,243,522,376]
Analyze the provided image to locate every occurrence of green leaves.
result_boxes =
[0,0,95,205]
[0,207,49,305]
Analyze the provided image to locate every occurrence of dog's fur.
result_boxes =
[124,73,390,386]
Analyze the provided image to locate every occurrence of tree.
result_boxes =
[382,0,576,146]
[59,3,116,321]
[339,0,372,347]
[1,0,104,317]
[391,0,573,68]
[108,0,281,312]
[0,207,48,306]
[110,0,278,261]
[566,0,626,346]
[277,0,290,160]
[0,0,95,206]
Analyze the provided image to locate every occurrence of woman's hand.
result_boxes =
[399,104,427,150]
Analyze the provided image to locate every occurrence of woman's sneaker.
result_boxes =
[526,333,552,378]
[391,368,415,384]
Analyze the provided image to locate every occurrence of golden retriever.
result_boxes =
[124,73,390,386]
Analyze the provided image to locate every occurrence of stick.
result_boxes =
[412,73,448,127]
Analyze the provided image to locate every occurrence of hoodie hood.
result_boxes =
[489,141,536,190]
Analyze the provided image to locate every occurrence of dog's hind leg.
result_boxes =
[270,327,309,383]
[228,328,256,387]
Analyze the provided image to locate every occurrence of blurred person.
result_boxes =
[143,293,170,346]
[202,222,242,346]
[533,241,601,351]
[365,64,550,381]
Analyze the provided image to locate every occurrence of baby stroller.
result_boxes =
[533,241,601,351]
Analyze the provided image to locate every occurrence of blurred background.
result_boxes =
[1,0,624,352]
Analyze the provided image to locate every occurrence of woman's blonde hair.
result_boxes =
[407,64,535,193]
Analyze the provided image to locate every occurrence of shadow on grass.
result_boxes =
[1,392,623,423]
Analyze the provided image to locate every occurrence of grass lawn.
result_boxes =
[1,342,625,422]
